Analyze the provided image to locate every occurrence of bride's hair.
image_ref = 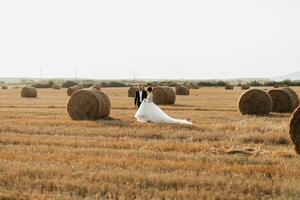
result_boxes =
[147,87,153,92]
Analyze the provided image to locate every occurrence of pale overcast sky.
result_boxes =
[0,0,299,79]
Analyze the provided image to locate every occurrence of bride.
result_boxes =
[135,87,192,125]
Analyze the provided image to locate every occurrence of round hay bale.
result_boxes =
[184,84,192,89]
[52,84,61,90]
[2,85,8,90]
[241,84,250,90]
[274,84,289,88]
[67,85,83,96]
[153,87,168,105]
[90,85,102,91]
[268,88,299,113]
[92,84,102,90]
[290,106,300,154]
[225,85,234,90]
[190,84,199,89]
[238,89,272,115]
[283,87,300,110]
[153,87,176,105]
[175,86,190,96]
[128,87,138,97]
[67,89,111,120]
[164,87,176,104]
[21,87,37,98]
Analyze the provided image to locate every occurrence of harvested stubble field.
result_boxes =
[0,87,300,200]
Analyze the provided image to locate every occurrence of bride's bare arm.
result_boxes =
[147,94,153,102]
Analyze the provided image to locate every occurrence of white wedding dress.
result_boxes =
[135,94,192,125]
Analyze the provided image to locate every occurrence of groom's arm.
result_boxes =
[134,92,138,105]
[143,91,148,99]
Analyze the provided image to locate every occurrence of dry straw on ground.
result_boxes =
[2,85,8,90]
[225,85,234,90]
[128,87,138,97]
[52,84,61,90]
[21,87,37,98]
[175,86,190,96]
[1,87,300,199]
[0,192,22,200]
[67,88,111,120]
[153,87,176,105]
[238,89,272,115]
[268,88,299,113]
[67,85,83,96]
[241,84,250,90]
[290,106,300,154]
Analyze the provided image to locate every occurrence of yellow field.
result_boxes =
[0,87,299,199]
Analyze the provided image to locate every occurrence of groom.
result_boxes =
[134,84,148,108]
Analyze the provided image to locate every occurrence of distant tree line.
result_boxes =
[30,80,128,88]
[32,81,55,88]
[8,79,300,88]
[235,80,300,87]
[259,80,300,87]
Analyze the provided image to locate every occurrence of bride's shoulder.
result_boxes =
[147,93,153,100]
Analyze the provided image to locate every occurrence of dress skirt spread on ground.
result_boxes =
[135,99,192,125]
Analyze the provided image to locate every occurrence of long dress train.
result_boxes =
[135,94,192,125]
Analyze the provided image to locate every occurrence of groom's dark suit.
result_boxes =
[135,90,148,108]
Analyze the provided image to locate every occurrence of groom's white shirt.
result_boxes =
[139,90,143,102]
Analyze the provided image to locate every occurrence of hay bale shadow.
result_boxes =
[171,104,195,108]
[241,112,290,119]
[268,113,292,118]
[144,123,202,131]
[96,117,129,127]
